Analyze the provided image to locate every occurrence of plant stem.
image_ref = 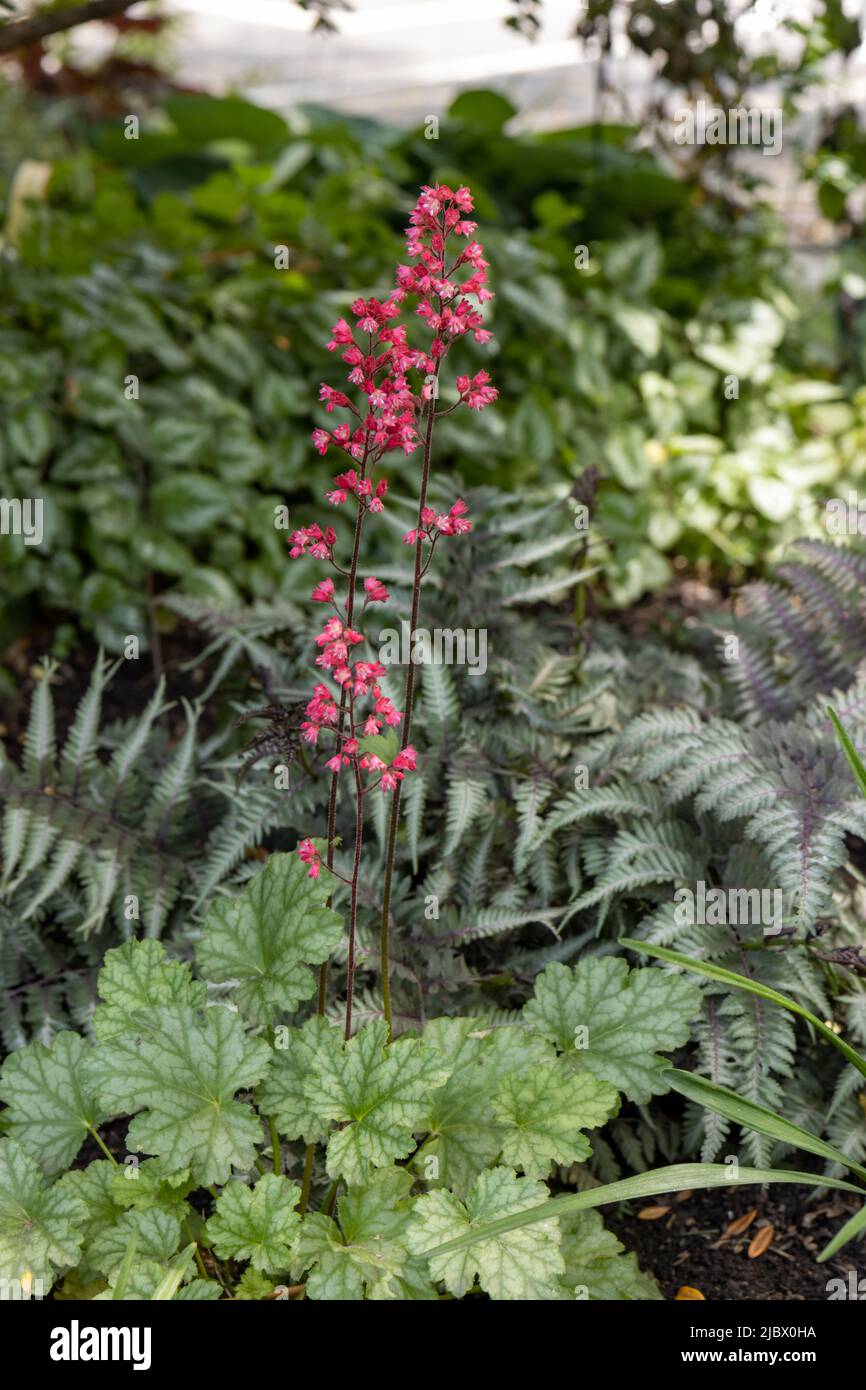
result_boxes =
[298,1142,316,1217]
[305,446,370,1198]
[324,1178,341,1219]
[88,1126,117,1164]
[182,1218,210,1282]
[379,389,438,1039]
[344,749,365,1039]
[268,1115,282,1175]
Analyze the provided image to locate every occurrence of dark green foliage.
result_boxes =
[2,84,865,646]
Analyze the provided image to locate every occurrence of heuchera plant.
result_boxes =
[1,187,863,1305]
[289,183,497,1044]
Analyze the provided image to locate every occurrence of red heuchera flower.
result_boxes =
[297,838,321,879]
[291,183,495,877]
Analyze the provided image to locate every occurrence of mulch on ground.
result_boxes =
[608,1179,862,1301]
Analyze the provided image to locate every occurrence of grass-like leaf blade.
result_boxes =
[667,1068,866,1184]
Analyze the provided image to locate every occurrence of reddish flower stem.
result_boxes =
[378,380,439,1040]
[315,461,368,1015]
[344,743,365,1039]
[302,448,369,1215]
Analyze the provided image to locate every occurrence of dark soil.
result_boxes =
[0,622,247,745]
[608,1178,862,1301]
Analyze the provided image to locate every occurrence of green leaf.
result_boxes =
[154,1259,217,1300]
[523,957,701,1103]
[235,1268,276,1300]
[621,939,866,1081]
[560,1210,661,1300]
[828,705,866,800]
[408,1167,564,1300]
[0,1031,107,1173]
[306,1020,449,1183]
[57,1161,120,1247]
[819,1202,866,1262]
[418,1163,864,1262]
[207,1174,301,1273]
[94,1251,210,1301]
[8,404,53,465]
[492,1060,618,1179]
[91,1004,271,1185]
[88,1208,183,1278]
[0,1139,85,1287]
[294,1168,429,1301]
[94,939,206,1042]
[108,1158,194,1214]
[197,851,343,1025]
[165,93,290,150]
[748,476,796,523]
[111,1233,137,1301]
[151,472,232,534]
[668,1069,866,1184]
[449,88,517,131]
[256,1016,338,1145]
[413,1019,550,1195]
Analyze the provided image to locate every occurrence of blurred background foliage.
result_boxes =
[1,0,865,653]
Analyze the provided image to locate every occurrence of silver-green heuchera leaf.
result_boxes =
[0,1139,86,1289]
[93,938,206,1042]
[304,1020,450,1184]
[90,1000,271,1186]
[293,1168,434,1301]
[559,1210,662,1301]
[196,849,343,1025]
[492,1059,618,1179]
[412,1018,554,1196]
[0,1031,107,1174]
[88,1207,183,1278]
[523,957,701,1103]
[256,1015,337,1146]
[57,1160,119,1253]
[207,1174,301,1273]
[408,1166,564,1301]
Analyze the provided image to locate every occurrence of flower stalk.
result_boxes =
[291,183,497,1064]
